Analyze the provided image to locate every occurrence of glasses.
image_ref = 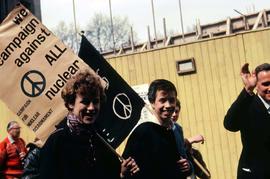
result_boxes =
[10,127,21,130]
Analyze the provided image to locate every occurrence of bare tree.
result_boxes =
[84,13,137,52]
[52,14,136,53]
[52,21,81,53]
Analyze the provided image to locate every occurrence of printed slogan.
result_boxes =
[0,4,101,140]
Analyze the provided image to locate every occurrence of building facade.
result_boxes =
[112,27,270,179]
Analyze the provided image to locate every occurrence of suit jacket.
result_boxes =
[224,89,270,179]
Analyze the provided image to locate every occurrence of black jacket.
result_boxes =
[22,145,40,179]
[224,89,270,179]
[39,121,121,179]
[123,122,191,179]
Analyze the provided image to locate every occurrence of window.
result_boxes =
[176,58,196,75]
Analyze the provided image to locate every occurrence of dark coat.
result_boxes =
[224,89,270,179]
[172,123,187,158]
[123,122,190,179]
[39,123,121,179]
[22,145,40,179]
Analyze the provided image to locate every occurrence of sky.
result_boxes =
[40,0,270,42]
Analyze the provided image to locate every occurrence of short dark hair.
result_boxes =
[61,70,106,111]
[255,63,270,77]
[148,79,177,103]
[7,121,18,131]
[176,98,181,109]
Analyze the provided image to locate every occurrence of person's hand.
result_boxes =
[19,152,26,161]
[188,134,204,144]
[120,157,140,178]
[240,63,257,94]
[177,158,190,172]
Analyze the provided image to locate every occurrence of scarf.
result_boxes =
[66,113,95,135]
[67,113,97,165]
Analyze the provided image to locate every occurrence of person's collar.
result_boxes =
[8,135,15,144]
[147,104,161,125]
[172,122,177,130]
[258,94,270,110]
[146,104,173,129]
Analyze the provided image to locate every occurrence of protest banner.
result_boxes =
[78,36,145,148]
[0,4,103,140]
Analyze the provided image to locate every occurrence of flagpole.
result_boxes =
[192,156,211,177]
[109,0,116,54]
[150,0,158,45]
[96,132,124,162]
[178,0,185,42]
[72,0,79,50]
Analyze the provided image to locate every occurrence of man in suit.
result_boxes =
[224,63,270,179]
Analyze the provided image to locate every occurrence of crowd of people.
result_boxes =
[0,62,269,179]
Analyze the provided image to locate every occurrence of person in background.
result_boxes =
[39,70,139,179]
[185,135,211,179]
[171,99,186,159]
[172,99,210,179]
[123,79,191,179]
[0,121,27,179]
[22,138,44,179]
[224,63,270,179]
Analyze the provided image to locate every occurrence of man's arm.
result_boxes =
[122,125,150,178]
[224,63,256,132]
[224,88,254,131]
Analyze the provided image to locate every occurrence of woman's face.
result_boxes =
[69,94,101,124]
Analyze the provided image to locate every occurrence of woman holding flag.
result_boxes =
[39,70,139,179]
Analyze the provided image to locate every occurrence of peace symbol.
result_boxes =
[21,70,46,97]
[112,93,132,120]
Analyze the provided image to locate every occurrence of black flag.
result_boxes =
[78,35,145,148]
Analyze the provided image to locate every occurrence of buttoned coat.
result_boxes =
[224,89,270,179]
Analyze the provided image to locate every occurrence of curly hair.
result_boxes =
[61,70,106,111]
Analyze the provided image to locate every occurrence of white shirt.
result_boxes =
[8,134,15,144]
[258,94,270,114]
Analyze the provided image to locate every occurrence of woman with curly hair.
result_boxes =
[40,70,139,179]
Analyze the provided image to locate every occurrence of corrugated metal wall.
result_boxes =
[0,28,269,178]
[109,28,270,179]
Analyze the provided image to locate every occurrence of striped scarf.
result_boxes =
[67,113,84,135]
[67,113,95,135]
